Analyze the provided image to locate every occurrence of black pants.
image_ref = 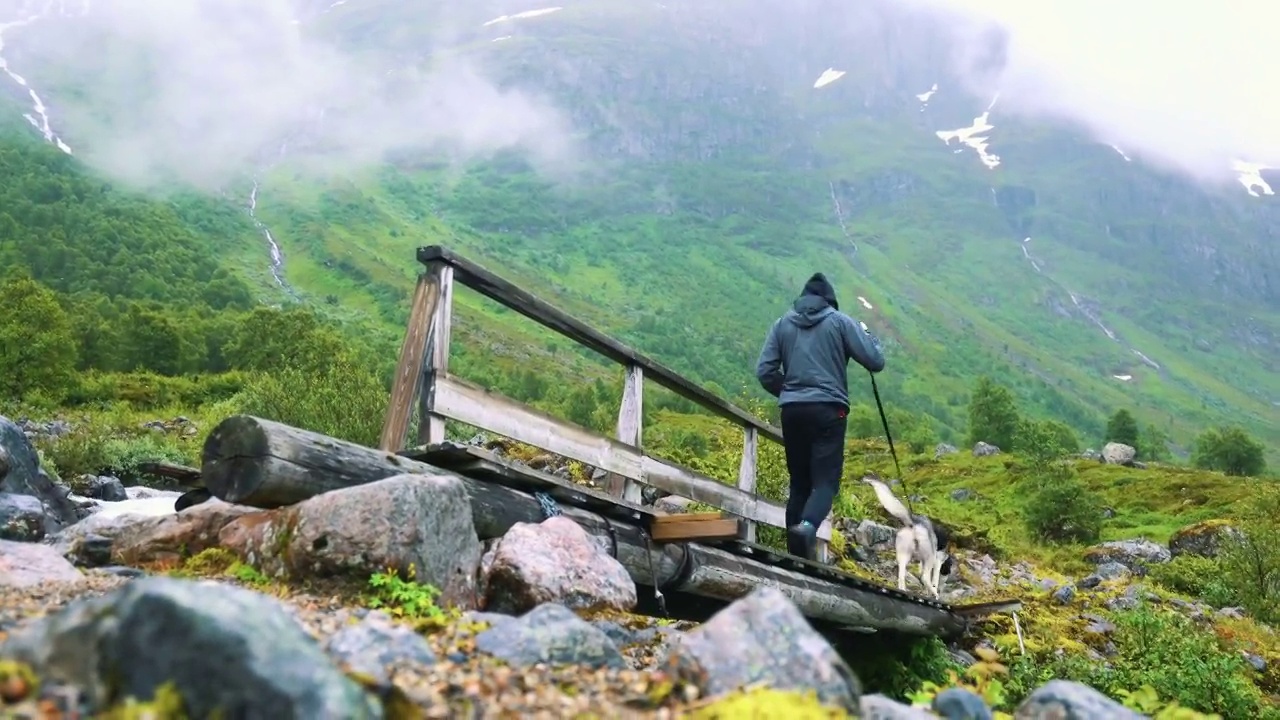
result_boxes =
[780,402,848,528]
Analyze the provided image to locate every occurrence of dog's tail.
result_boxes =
[861,476,914,527]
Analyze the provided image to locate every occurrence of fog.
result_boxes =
[907,0,1280,185]
[0,0,578,191]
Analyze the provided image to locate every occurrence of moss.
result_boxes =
[684,687,852,718]
[99,682,189,719]
[0,660,39,703]
[178,547,238,575]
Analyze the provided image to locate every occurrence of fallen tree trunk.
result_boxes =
[201,415,973,636]
[202,415,686,587]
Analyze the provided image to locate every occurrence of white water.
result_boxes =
[248,180,290,292]
[0,12,73,154]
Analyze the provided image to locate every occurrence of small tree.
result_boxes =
[1139,422,1171,462]
[1217,485,1280,624]
[0,274,80,402]
[1023,464,1105,544]
[1192,426,1266,477]
[1105,408,1140,450]
[966,376,1020,451]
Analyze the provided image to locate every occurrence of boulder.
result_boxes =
[1168,519,1243,559]
[934,443,958,459]
[663,586,861,713]
[480,515,637,615]
[0,415,79,536]
[0,576,380,718]
[326,611,438,685]
[219,473,482,609]
[1014,679,1144,719]
[972,442,1000,457]
[474,602,626,670]
[1101,442,1136,466]
[0,492,48,541]
[1083,539,1171,572]
[0,539,85,588]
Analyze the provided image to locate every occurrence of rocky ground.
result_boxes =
[0,414,1261,718]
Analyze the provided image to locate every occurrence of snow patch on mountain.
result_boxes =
[916,83,937,112]
[813,68,845,89]
[484,7,562,27]
[1110,144,1131,162]
[936,94,1000,169]
[857,296,873,310]
[1232,160,1274,198]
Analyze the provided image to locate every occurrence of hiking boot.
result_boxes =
[787,521,818,562]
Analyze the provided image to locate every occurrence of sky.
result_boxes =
[0,0,1276,191]
[908,0,1280,184]
[0,0,579,191]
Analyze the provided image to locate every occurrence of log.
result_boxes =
[202,415,685,587]
[200,415,989,636]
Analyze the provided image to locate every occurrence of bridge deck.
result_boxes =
[406,442,1020,636]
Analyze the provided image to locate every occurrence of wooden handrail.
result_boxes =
[417,245,785,444]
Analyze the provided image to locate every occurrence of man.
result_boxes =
[755,272,885,561]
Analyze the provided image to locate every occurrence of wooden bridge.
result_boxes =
[364,244,1020,636]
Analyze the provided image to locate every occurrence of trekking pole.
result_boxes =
[869,371,914,516]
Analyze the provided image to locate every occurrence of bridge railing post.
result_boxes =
[611,363,644,504]
[737,427,758,543]
[419,262,455,446]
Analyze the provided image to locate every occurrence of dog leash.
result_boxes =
[870,372,914,517]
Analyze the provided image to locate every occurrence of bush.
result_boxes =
[1192,425,1267,477]
[234,355,388,448]
[1147,555,1238,608]
[1022,465,1104,544]
[39,429,194,484]
[64,371,250,410]
[1215,486,1280,624]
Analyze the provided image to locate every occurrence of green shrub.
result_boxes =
[1147,555,1238,608]
[234,356,388,448]
[1215,486,1280,624]
[1022,467,1104,544]
[64,370,250,410]
[39,429,193,485]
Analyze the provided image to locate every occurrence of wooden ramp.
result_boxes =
[408,441,1020,637]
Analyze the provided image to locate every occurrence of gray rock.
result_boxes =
[326,612,437,685]
[1168,520,1243,559]
[83,475,127,502]
[854,519,897,549]
[972,442,1001,457]
[934,443,958,459]
[1051,585,1076,605]
[0,539,85,588]
[1244,652,1266,672]
[1084,539,1171,572]
[860,693,938,718]
[0,415,78,533]
[933,687,994,719]
[1014,679,1144,719]
[480,516,636,615]
[654,495,694,514]
[0,444,9,478]
[0,576,381,718]
[474,603,626,669]
[0,492,48,541]
[950,488,975,502]
[219,473,482,609]
[663,586,860,713]
[1101,443,1137,466]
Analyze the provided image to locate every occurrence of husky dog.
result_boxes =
[861,475,951,598]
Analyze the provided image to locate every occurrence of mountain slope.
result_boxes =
[0,0,1276,464]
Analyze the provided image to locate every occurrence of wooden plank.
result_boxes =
[612,363,644,503]
[419,262,454,446]
[429,373,643,479]
[643,455,833,542]
[416,245,785,445]
[430,373,829,539]
[736,427,758,543]
[137,461,202,487]
[380,271,439,451]
[651,515,741,542]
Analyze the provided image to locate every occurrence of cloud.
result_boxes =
[2,0,578,191]
[901,0,1280,184]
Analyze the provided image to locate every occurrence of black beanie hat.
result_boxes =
[801,272,839,310]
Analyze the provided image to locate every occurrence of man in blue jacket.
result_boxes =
[756,272,885,561]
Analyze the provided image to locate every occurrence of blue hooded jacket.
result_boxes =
[755,272,885,408]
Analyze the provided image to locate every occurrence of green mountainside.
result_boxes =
[0,0,1277,464]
